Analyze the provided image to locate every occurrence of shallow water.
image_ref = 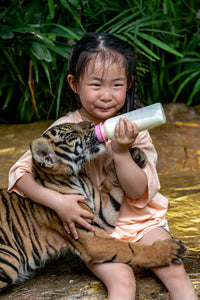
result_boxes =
[0,103,199,299]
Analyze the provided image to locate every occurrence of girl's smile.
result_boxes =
[68,55,132,124]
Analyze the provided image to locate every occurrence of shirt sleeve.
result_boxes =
[126,130,160,209]
[7,150,33,196]
[7,112,81,195]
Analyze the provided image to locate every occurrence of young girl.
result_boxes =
[8,32,197,300]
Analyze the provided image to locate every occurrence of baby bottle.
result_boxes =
[95,103,166,142]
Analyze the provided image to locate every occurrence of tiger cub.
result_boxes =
[0,121,186,291]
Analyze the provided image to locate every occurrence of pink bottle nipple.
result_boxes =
[95,123,108,142]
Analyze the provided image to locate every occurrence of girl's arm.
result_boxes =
[111,118,148,199]
[16,173,95,240]
[8,114,95,239]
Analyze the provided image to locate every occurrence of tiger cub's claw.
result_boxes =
[171,239,187,264]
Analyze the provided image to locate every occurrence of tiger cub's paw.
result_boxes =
[129,147,147,168]
[152,239,187,266]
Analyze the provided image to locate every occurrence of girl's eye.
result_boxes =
[114,83,123,87]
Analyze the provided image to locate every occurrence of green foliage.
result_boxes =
[0,0,199,123]
[0,0,79,123]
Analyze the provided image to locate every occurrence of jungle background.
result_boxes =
[0,0,199,124]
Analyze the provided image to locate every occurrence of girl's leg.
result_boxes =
[139,227,198,300]
[86,262,136,300]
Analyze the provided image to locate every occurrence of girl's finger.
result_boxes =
[114,119,124,139]
[81,208,94,219]
[78,218,95,233]
[68,222,79,240]
[123,118,138,140]
[119,118,126,136]
[63,224,70,235]
[77,196,86,203]
[114,122,120,137]
[131,121,139,136]
[124,118,133,136]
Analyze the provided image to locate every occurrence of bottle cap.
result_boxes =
[95,123,108,142]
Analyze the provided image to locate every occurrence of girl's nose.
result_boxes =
[100,88,112,102]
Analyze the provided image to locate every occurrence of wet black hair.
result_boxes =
[66,32,142,113]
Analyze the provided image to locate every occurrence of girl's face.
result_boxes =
[68,55,132,123]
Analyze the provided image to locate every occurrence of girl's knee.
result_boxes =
[153,262,187,278]
[87,263,136,299]
[114,265,135,287]
[107,264,136,298]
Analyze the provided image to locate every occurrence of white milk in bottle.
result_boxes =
[95,103,166,141]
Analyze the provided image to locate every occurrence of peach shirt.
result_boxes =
[8,110,168,242]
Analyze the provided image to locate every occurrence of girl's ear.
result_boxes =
[127,75,134,91]
[67,74,78,94]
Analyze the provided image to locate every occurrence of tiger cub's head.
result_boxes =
[31,121,105,176]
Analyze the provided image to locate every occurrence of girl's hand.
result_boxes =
[16,173,95,240]
[54,194,95,240]
[111,118,139,154]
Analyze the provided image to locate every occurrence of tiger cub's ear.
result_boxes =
[31,137,56,168]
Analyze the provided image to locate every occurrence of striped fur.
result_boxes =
[0,121,186,292]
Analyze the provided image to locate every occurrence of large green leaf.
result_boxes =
[0,25,14,39]
[137,32,184,57]
[125,33,160,60]
[34,23,81,40]
[30,42,52,62]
